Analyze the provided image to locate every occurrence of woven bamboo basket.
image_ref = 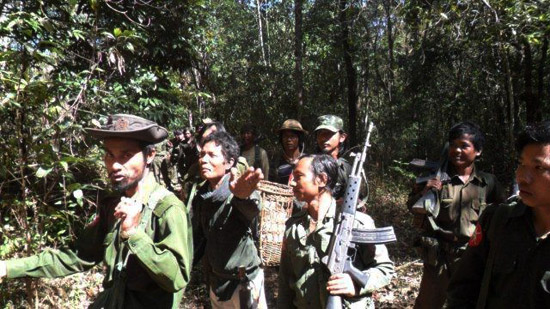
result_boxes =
[256,180,294,266]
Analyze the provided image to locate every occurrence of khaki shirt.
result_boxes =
[447,198,550,308]
[6,173,192,309]
[241,145,270,177]
[408,165,506,245]
[278,199,395,308]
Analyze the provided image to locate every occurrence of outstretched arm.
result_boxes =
[1,209,107,279]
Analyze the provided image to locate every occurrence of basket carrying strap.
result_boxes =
[254,145,261,169]
[476,205,512,309]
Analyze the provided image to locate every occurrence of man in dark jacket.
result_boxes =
[192,131,266,308]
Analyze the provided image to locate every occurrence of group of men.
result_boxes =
[152,127,197,192]
[0,112,549,309]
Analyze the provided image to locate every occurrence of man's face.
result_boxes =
[516,143,550,209]
[104,138,153,194]
[176,133,185,142]
[290,157,322,203]
[241,131,255,146]
[448,134,480,169]
[316,129,345,157]
[281,130,299,153]
[199,141,233,183]
[184,131,192,140]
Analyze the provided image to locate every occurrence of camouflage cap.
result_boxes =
[86,114,168,144]
[277,119,308,135]
[314,115,344,133]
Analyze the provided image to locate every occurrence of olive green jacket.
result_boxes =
[6,173,193,308]
[278,198,395,309]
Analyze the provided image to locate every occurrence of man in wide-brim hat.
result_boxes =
[270,119,308,185]
[0,114,192,309]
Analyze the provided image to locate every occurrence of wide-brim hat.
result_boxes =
[86,114,168,144]
[277,119,308,135]
[314,115,344,133]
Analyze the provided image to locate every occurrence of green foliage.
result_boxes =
[0,0,202,306]
[1,0,549,306]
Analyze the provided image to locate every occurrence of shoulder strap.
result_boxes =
[254,145,261,169]
[139,187,171,229]
[153,194,180,217]
[148,187,171,210]
[476,205,512,309]
[118,187,171,271]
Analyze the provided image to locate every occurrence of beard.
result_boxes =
[111,171,145,194]
[113,179,139,193]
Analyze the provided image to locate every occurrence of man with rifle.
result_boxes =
[278,148,395,307]
[407,121,506,309]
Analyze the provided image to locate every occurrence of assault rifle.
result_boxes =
[322,122,397,309]
[409,143,450,218]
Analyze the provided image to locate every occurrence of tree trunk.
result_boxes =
[256,0,268,66]
[383,0,395,125]
[294,0,304,119]
[501,45,515,145]
[537,37,548,113]
[523,38,538,123]
[339,0,357,146]
[384,0,394,80]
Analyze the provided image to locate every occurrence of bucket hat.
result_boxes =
[86,114,168,144]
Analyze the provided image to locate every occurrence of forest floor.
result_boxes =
[1,177,423,308]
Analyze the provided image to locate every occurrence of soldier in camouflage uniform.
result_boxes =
[152,130,183,192]
[152,138,171,187]
[447,121,550,308]
[315,115,352,204]
[179,127,198,178]
[0,114,192,309]
[278,154,394,308]
[408,121,505,309]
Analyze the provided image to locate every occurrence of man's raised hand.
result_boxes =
[229,167,264,199]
